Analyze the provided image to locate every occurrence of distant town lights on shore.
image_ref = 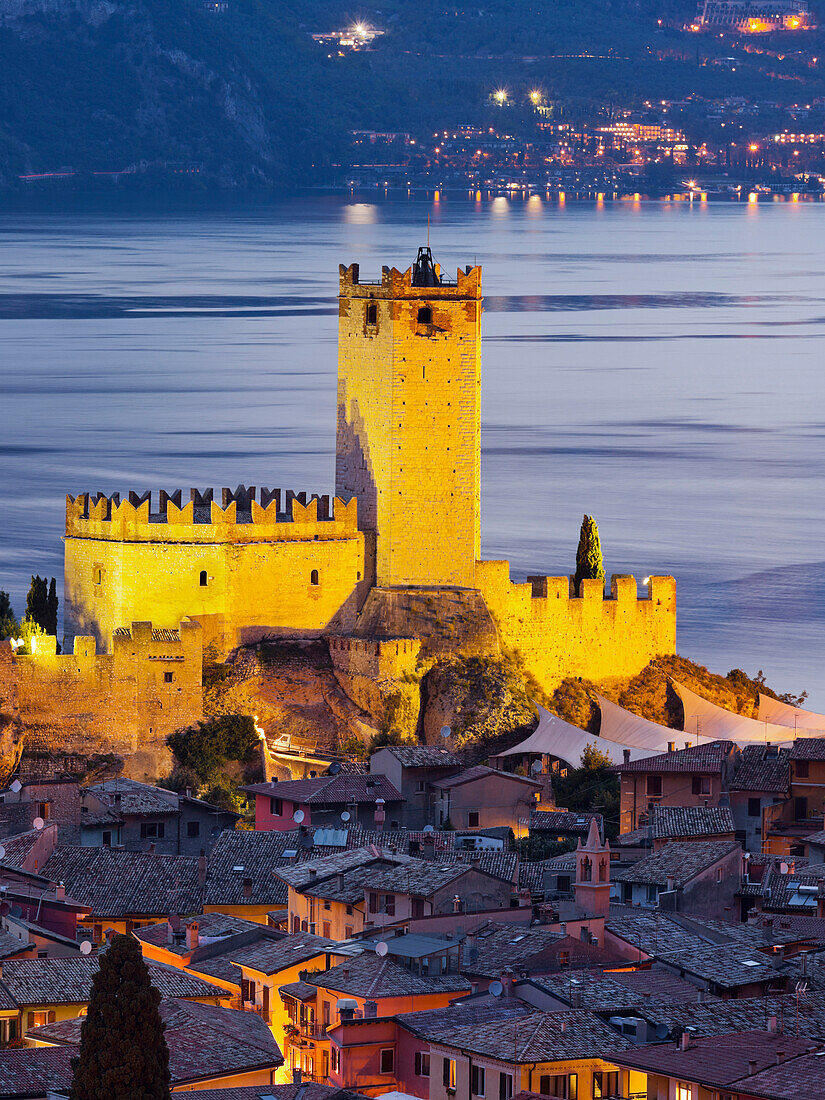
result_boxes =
[494,89,508,104]
[529,90,543,104]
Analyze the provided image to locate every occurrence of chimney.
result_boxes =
[623,749,631,764]
[422,834,435,860]
[337,873,345,890]
[680,1031,691,1051]
[243,876,253,899]
[776,1050,785,1064]
[185,787,192,799]
[668,742,675,753]
[364,1000,378,1018]
[185,920,199,951]
[684,741,692,749]
[293,1068,303,1085]
[453,895,462,913]
[148,843,156,855]
[55,883,65,901]
[501,967,514,998]
[309,868,317,879]
[666,876,676,892]
[169,912,181,933]
[768,1015,778,1034]
[748,1060,757,1076]
[198,851,207,889]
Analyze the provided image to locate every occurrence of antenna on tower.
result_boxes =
[427,213,430,249]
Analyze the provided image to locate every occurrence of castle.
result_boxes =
[4,249,676,773]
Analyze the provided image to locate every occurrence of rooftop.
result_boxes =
[373,745,461,768]
[729,745,791,793]
[0,1047,73,1097]
[431,765,540,791]
[231,931,342,976]
[243,774,403,805]
[311,952,471,998]
[656,943,782,989]
[612,840,741,887]
[432,1009,633,1063]
[529,811,602,835]
[651,805,736,840]
[614,740,735,774]
[790,738,825,761]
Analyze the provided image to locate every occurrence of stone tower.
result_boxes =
[336,248,482,588]
[574,817,611,919]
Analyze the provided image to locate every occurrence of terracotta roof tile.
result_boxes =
[612,840,740,887]
[432,765,540,791]
[432,1009,633,1062]
[0,1047,73,1096]
[231,931,341,975]
[730,745,791,793]
[791,739,825,761]
[615,741,735,774]
[1,956,224,1005]
[376,746,461,767]
[311,953,471,998]
[651,805,735,840]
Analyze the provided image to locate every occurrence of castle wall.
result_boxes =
[475,564,676,691]
[0,622,203,780]
[327,634,421,728]
[336,262,482,588]
[64,490,367,654]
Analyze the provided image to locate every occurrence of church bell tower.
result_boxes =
[336,248,482,589]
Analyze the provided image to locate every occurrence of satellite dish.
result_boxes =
[341,811,351,822]
[423,824,435,833]
[329,762,342,775]
[0,846,7,862]
[489,980,503,998]
[376,941,389,957]
[293,810,305,824]
[10,781,21,794]
[654,1023,670,1040]
[211,825,222,837]
[531,760,543,774]
[440,726,451,740]
[33,817,45,831]
[80,941,93,956]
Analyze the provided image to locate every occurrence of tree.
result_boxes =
[25,576,51,633]
[0,592,18,641]
[581,742,612,771]
[47,578,59,636]
[166,714,258,784]
[574,515,605,595]
[70,933,171,1100]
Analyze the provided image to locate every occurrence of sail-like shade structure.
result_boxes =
[757,693,825,731]
[495,704,655,767]
[670,680,801,743]
[595,693,717,752]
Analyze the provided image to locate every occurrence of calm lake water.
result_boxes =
[1,193,824,706]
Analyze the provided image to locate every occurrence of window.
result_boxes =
[323,922,331,939]
[647,884,658,903]
[140,822,165,840]
[344,925,352,939]
[412,897,424,919]
[593,1071,618,1099]
[380,1048,395,1075]
[417,306,432,325]
[164,671,174,683]
[38,802,50,820]
[443,1058,456,1090]
[271,797,283,816]
[539,1074,577,1099]
[366,302,377,325]
[748,797,762,818]
[646,775,662,797]
[415,1051,430,1077]
[323,1000,331,1029]
[717,866,723,884]
[94,567,103,586]
[796,761,810,779]
[187,821,200,838]
[384,894,395,916]
[795,796,809,821]
[468,811,480,827]
[499,1073,513,1100]
[416,780,426,793]
[692,776,711,796]
[471,1065,486,1096]
[310,569,319,586]
[331,1046,340,1073]
[676,1086,691,1100]
[199,570,208,587]
[102,831,111,847]
[346,904,353,915]
[369,892,379,914]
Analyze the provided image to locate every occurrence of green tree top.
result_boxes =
[574,514,605,595]
[70,933,171,1100]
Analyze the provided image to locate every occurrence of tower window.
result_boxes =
[417,306,432,325]
[310,569,319,586]
[366,302,377,325]
[199,570,208,587]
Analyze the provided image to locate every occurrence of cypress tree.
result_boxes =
[70,934,171,1100]
[574,514,605,595]
[25,576,48,632]
[47,578,58,636]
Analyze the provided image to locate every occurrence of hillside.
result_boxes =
[4,0,825,188]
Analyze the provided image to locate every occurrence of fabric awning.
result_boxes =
[670,680,800,744]
[495,704,655,767]
[757,693,825,731]
[595,693,716,752]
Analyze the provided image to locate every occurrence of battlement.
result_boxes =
[522,572,677,606]
[65,486,359,543]
[339,261,481,300]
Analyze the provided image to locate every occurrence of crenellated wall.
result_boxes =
[64,487,368,655]
[475,562,677,690]
[0,622,203,779]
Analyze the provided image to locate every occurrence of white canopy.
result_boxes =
[670,680,797,744]
[496,704,655,767]
[595,693,716,753]
[757,692,825,731]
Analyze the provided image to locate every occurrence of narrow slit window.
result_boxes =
[199,570,208,587]
[310,569,319,586]
[366,302,377,325]
[417,306,432,324]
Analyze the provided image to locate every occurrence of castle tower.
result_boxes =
[336,248,482,588]
[574,817,611,919]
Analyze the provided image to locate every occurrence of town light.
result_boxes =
[529,90,543,105]
[494,89,508,105]
[749,143,759,152]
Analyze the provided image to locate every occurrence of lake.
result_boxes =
[1,193,824,706]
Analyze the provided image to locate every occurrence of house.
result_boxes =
[727,744,790,852]
[165,1086,371,1100]
[654,942,788,999]
[242,776,404,833]
[0,1046,74,1099]
[610,1029,819,1100]
[297,952,471,1086]
[614,741,738,833]
[275,847,516,940]
[204,830,314,924]
[650,805,736,849]
[431,766,541,831]
[759,739,825,857]
[610,840,742,918]
[368,746,461,828]
[517,967,710,1013]
[424,1009,635,1100]
[29,997,285,1091]
[81,778,238,854]
[528,811,603,844]
[1,954,226,1039]
[0,779,82,844]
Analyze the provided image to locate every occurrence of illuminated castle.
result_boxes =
[62,248,677,692]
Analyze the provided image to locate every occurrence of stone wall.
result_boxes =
[0,622,203,780]
[475,564,677,693]
[64,489,367,655]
